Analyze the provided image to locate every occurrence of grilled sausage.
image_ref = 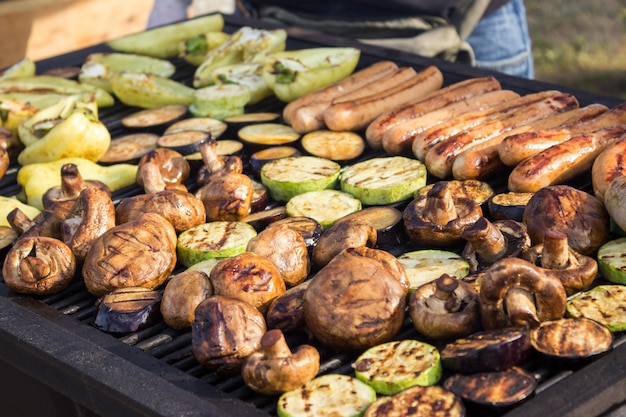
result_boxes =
[381,89,520,156]
[508,124,626,193]
[365,76,502,149]
[331,66,418,104]
[284,60,399,133]
[425,92,578,179]
[499,102,626,167]
[323,65,444,132]
[591,136,626,202]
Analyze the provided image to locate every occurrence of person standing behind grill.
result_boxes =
[147,0,534,78]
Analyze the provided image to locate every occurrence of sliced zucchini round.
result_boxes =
[163,117,228,138]
[566,284,626,332]
[597,237,626,284]
[157,130,209,155]
[260,156,341,202]
[301,130,365,162]
[121,104,188,131]
[364,385,465,417]
[397,249,470,292]
[223,111,280,126]
[340,156,427,206]
[488,191,534,222]
[353,339,442,395]
[285,189,362,230]
[277,374,376,417]
[238,123,301,147]
[191,84,251,119]
[176,221,257,267]
[415,179,494,207]
[99,133,159,165]
[249,146,301,175]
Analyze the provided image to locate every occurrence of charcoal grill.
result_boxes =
[1,13,625,417]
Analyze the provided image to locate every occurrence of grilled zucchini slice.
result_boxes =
[397,249,470,292]
[566,284,626,332]
[176,221,257,267]
[277,374,376,417]
[190,83,251,119]
[285,189,362,230]
[364,385,465,417]
[238,123,300,147]
[340,156,427,206]
[597,237,626,284]
[301,130,365,162]
[260,156,341,202]
[353,339,442,395]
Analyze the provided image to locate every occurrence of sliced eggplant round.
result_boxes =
[300,130,365,162]
[238,123,301,147]
[337,205,405,247]
[121,104,188,132]
[340,156,427,206]
[488,191,534,222]
[443,366,537,411]
[241,206,287,231]
[363,385,465,417]
[440,326,532,374]
[184,139,245,167]
[352,339,442,395]
[250,178,270,212]
[92,287,162,336]
[396,249,470,292]
[223,111,280,126]
[163,117,228,138]
[157,130,209,155]
[285,189,362,230]
[99,133,159,165]
[176,221,258,267]
[249,146,301,175]
[530,317,613,363]
[264,216,323,255]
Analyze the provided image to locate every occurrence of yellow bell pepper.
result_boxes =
[0,195,40,227]
[0,99,38,135]
[17,157,138,210]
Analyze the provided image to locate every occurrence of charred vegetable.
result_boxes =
[566,284,626,332]
[364,385,465,417]
[92,287,162,335]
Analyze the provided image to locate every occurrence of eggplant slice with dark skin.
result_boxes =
[93,286,162,336]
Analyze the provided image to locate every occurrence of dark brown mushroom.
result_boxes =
[61,187,116,263]
[461,217,531,273]
[409,274,481,340]
[312,217,377,269]
[196,137,244,187]
[522,229,598,295]
[265,280,310,333]
[241,328,320,396]
[42,163,110,216]
[136,148,190,193]
[115,188,206,233]
[479,257,567,329]
[403,181,483,247]
[246,224,310,287]
[192,295,267,376]
[6,207,63,240]
[2,236,76,295]
[0,125,23,161]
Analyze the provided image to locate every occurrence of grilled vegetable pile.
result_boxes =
[1,13,626,417]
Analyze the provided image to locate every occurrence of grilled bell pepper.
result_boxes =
[107,14,225,59]
[179,31,231,66]
[17,96,111,165]
[193,26,287,88]
[262,47,361,102]
[0,75,114,108]
[110,72,195,109]
[17,157,137,210]
[78,52,176,93]
[0,99,38,135]
[0,93,70,111]
[0,58,36,81]
[0,196,41,227]
[211,63,273,105]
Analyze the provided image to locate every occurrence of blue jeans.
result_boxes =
[467,0,535,78]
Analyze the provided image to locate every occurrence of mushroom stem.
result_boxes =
[424,182,459,225]
[199,138,225,174]
[60,163,86,199]
[505,287,540,327]
[140,161,168,194]
[462,217,507,263]
[429,274,462,313]
[6,208,35,235]
[541,229,570,269]
[260,329,293,358]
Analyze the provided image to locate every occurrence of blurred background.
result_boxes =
[0,0,624,99]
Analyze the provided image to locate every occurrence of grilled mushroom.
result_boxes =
[246,224,310,287]
[403,181,483,247]
[242,328,320,396]
[522,229,598,295]
[7,207,63,240]
[0,147,8,180]
[2,236,76,295]
[42,163,110,216]
[61,187,116,263]
[409,274,481,341]
[479,257,567,329]
[195,137,244,187]
[160,270,213,330]
[311,218,377,269]
[461,217,531,273]
[136,148,190,193]
[192,295,267,376]
[82,213,178,296]
[265,280,310,333]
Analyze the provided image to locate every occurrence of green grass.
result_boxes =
[526,0,626,99]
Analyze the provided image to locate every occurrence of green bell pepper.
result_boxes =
[262,47,361,102]
[78,52,176,93]
[193,26,287,88]
[107,14,225,59]
[179,31,231,66]
[110,72,195,109]
[0,58,36,81]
